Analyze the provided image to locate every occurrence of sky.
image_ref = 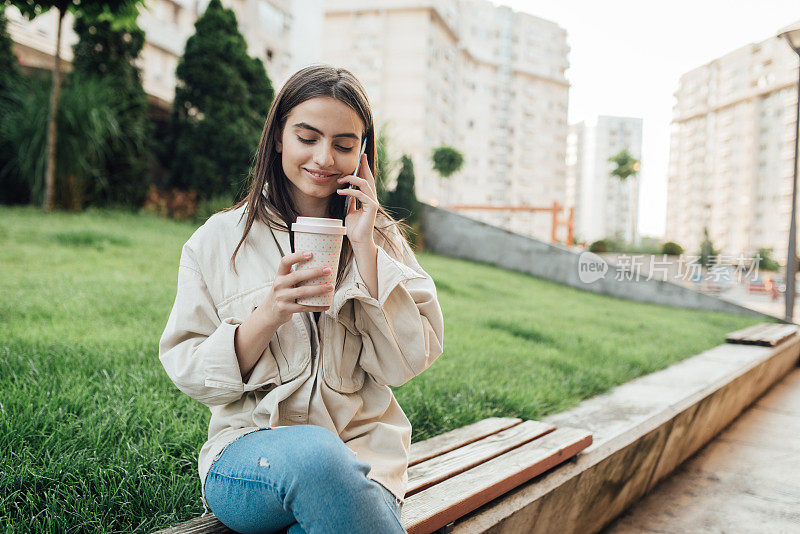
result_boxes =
[496,0,800,238]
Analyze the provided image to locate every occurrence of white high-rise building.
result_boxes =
[666,24,799,260]
[322,0,569,242]
[6,0,295,111]
[566,116,643,245]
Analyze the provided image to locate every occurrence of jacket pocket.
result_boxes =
[216,284,311,385]
[322,301,366,393]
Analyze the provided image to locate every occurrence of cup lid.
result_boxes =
[291,216,347,235]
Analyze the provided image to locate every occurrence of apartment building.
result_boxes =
[5,0,294,111]
[566,116,643,245]
[322,0,569,241]
[666,25,799,260]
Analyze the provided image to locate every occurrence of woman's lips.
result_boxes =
[304,168,338,183]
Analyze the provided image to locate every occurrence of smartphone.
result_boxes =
[345,138,368,214]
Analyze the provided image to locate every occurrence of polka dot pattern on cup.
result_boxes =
[292,232,344,307]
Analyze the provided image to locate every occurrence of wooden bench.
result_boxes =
[725,323,797,347]
[155,418,592,534]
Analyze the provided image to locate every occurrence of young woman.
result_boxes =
[159,65,445,533]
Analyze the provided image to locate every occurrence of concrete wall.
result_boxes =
[420,203,778,320]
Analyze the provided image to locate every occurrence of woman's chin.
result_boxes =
[301,185,337,200]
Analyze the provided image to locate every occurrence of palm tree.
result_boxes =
[608,148,641,245]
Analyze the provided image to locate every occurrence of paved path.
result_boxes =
[605,366,800,534]
[719,283,788,319]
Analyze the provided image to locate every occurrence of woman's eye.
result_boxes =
[336,146,353,152]
[297,136,315,144]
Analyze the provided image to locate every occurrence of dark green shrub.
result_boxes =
[193,193,235,224]
[0,73,121,209]
[589,239,609,253]
[661,241,684,255]
[756,248,780,272]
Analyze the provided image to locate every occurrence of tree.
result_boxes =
[697,226,718,269]
[0,4,27,204]
[608,148,641,245]
[431,145,464,178]
[755,247,780,272]
[385,155,423,250]
[69,2,152,208]
[386,155,419,220]
[5,0,141,210]
[167,0,274,201]
[431,145,464,205]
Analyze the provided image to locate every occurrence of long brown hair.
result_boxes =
[225,64,411,288]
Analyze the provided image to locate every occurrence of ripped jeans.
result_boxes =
[204,425,406,534]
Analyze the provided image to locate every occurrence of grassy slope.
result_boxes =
[0,206,765,532]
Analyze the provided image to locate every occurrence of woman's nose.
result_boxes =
[313,143,335,168]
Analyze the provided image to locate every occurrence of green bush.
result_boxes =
[0,72,122,209]
[193,193,234,225]
[756,247,780,272]
[661,241,684,255]
[589,239,609,253]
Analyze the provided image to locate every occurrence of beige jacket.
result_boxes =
[158,202,444,513]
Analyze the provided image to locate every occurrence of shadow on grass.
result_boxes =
[485,319,557,345]
[50,229,133,249]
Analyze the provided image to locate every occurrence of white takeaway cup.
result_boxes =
[290,217,347,306]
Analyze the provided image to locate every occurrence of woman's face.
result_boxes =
[277,96,364,209]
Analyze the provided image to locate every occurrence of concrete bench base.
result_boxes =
[450,333,800,533]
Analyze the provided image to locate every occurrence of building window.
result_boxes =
[258,1,285,35]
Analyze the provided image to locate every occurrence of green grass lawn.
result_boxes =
[0,205,767,532]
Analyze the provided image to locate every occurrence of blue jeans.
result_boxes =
[204,425,406,533]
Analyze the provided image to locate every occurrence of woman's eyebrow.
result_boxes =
[292,122,359,140]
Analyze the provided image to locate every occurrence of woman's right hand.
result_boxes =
[258,251,334,328]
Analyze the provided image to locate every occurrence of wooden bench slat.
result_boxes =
[741,323,787,344]
[725,323,774,343]
[406,420,555,496]
[153,514,231,534]
[758,324,798,346]
[408,417,522,466]
[401,427,593,534]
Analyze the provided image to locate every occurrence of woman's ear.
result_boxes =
[274,130,283,153]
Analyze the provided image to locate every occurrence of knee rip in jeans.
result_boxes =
[258,457,270,468]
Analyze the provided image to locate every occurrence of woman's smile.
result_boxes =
[303,168,339,183]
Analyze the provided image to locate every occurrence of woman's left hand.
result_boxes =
[337,153,378,248]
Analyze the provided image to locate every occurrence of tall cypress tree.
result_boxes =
[386,155,420,225]
[70,3,153,208]
[167,0,273,201]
